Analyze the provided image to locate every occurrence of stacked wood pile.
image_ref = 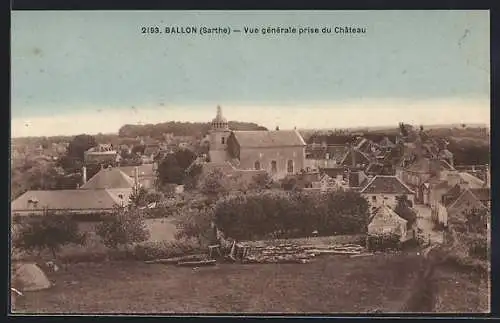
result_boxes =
[236,242,366,264]
[145,254,216,266]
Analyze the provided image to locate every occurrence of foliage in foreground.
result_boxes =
[95,207,150,249]
[214,190,370,241]
[13,212,87,258]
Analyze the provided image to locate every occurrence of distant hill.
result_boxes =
[118,121,268,139]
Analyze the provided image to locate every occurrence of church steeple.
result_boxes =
[211,105,229,130]
[216,105,223,119]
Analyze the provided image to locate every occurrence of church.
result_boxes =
[207,106,307,180]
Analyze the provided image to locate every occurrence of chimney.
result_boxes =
[134,166,139,186]
[82,166,87,184]
[351,146,356,168]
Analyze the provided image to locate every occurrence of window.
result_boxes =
[271,160,277,173]
[221,137,225,144]
[372,196,377,202]
[254,161,261,170]
[287,160,294,173]
[118,194,124,199]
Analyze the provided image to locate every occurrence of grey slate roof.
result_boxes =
[232,130,306,148]
[11,189,130,212]
[81,167,135,189]
[360,175,414,194]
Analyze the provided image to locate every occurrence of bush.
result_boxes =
[13,212,87,259]
[95,207,150,249]
[214,190,369,241]
[366,233,401,252]
[175,206,216,248]
[468,236,488,260]
[132,239,200,261]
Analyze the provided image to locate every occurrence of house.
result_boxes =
[282,172,321,190]
[367,205,409,242]
[84,144,118,165]
[339,147,371,169]
[360,175,415,212]
[309,173,345,192]
[304,144,346,171]
[118,164,156,189]
[11,189,132,216]
[396,157,455,203]
[208,106,306,180]
[434,185,490,227]
[143,144,160,159]
[197,160,269,190]
[320,166,346,180]
[80,166,136,190]
[378,137,396,151]
[347,170,370,192]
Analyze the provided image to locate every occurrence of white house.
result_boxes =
[367,205,409,242]
[360,175,415,213]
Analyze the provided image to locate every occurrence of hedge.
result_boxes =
[214,190,370,241]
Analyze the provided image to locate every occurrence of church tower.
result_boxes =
[208,105,231,163]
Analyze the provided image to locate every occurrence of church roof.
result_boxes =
[231,130,306,148]
[81,167,135,189]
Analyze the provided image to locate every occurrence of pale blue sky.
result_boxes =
[11,10,490,136]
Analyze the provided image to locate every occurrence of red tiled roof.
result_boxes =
[360,175,414,194]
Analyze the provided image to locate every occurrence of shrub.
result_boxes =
[175,206,216,248]
[132,239,200,261]
[13,212,87,259]
[95,207,150,249]
[366,233,401,252]
[214,190,369,241]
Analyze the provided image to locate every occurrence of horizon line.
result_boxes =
[11,121,490,139]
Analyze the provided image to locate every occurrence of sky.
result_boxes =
[11,10,490,137]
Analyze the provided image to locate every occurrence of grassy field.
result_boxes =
[13,252,424,314]
[432,265,490,313]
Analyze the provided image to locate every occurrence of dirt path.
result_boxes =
[400,245,439,313]
[414,204,444,244]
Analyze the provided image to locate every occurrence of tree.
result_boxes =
[175,206,216,247]
[399,122,409,137]
[157,153,185,185]
[128,186,149,208]
[131,145,146,156]
[184,163,203,190]
[174,149,197,170]
[395,195,417,230]
[67,134,97,161]
[250,172,273,191]
[463,208,489,234]
[95,207,150,249]
[13,213,87,259]
[198,168,231,201]
[11,156,67,199]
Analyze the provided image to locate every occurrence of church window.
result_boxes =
[271,160,277,173]
[255,161,261,170]
[221,137,225,144]
[287,160,294,173]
